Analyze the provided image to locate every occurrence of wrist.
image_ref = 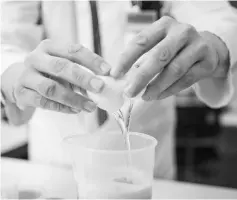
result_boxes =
[200,31,230,79]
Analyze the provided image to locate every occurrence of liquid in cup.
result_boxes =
[78,167,152,199]
[63,132,157,199]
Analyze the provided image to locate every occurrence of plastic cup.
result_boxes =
[1,181,44,199]
[63,132,157,199]
[1,175,18,199]
[1,181,18,199]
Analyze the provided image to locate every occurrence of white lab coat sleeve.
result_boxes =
[170,1,237,108]
[1,1,43,74]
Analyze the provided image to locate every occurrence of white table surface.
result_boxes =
[1,158,237,199]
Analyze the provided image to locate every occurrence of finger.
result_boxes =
[38,40,111,75]
[124,27,190,98]
[110,16,174,78]
[26,53,105,93]
[154,61,207,100]
[19,70,97,112]
[14,86,76,114]
[142,40,205,100]
[132,53,149,69]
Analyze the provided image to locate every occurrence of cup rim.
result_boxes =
[62,132,158,154]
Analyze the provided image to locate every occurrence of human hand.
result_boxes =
[1,40,112,113]
[111,16,229,101]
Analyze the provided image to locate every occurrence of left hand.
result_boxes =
[110,16,229,101]
[1,90,35,126]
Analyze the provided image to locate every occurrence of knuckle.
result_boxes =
[174,24,196,42]
[51,58,70,74]
[67,43,84,55]
[169,62,184,77]
[183,73,195,86]
[39,39,51,48]
[161,16,174,25]
[177,24,195,41]
[39,80,57,98]
[71,64,87,85]
[134,32,149,48]
[161,16,175,30]
[72,71,86,86]
[183,24,196,35]
[158,46,171,62]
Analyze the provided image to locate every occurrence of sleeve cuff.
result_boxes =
[193,70,234,108]
[188,10,237,108]
[189,11,237,68]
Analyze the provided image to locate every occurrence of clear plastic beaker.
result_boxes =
[1,179,18,199]
[63,132,157,199]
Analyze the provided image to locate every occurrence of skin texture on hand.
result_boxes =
[4,98,35,126]
[1,40,113,117]
[110,16,230,101]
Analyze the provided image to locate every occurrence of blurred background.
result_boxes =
[1,0,237,190]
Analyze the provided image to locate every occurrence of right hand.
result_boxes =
[1,40,112,114]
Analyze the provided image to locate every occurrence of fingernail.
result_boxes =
[142,95,151,101]
[100,63,111,74]
[90,78,104,92]
[83,101,97,112]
